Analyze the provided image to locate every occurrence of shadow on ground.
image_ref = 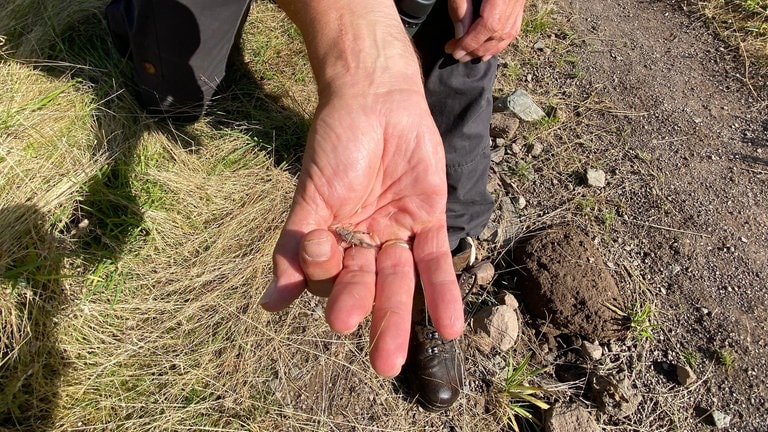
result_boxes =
[0,205,64,431]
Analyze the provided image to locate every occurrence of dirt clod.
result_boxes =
[510,226,624,341]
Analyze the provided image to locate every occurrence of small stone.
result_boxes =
[675,364,697,386]
[740,236,748,243]
[586,168,606,187]
[479,221,499,242]
[490,112,520,140]
[472,304,519,352]
[493,89,547,122]
[711,410,732,429]
[581,341,603,361]
[533,40,547,51]
[497,291,519,309]
[544,403,600,432]
[510,141,524,156]
[490,146,505,163]
[529,142,544,157]
[473,261,495,286]
[512,196,527,210]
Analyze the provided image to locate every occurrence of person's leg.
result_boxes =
[405,0,497,412]
[413,1,497,251]
[106,0,251,122]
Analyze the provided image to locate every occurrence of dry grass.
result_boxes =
[685,0,768,78]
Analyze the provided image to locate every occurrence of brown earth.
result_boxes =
[476,0,768,430]
[511,226,624,341]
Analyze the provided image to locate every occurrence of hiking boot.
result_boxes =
[406,321,464,411]
[406,237,492,411]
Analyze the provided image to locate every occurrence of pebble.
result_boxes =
[472,304,519,353]
[675,364,697,386]
[490,146,505,163]
[493,89,547,122]
[534,40,547,51]
[711,410,732,429]
[529,142,544,157]
[512,196,527,210]
[586,168,607,187]
[581,341,604,361]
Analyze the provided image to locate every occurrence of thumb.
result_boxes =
[447,0,473,39]
[260,195,332,312]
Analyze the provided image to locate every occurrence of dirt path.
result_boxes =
[560,0,768,428]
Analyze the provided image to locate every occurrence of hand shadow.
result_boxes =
[0,205,64,431]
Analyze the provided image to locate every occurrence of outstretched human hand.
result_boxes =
[446,0,526,62]
[259,85,464,378]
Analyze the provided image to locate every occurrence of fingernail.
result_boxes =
[303,237,331,261]
[452,49,467,61]
[259,278,277,305]
[453,22,464,39]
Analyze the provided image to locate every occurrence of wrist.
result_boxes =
[278,0,424,99]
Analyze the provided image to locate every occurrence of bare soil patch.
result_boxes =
[476,0,768,429]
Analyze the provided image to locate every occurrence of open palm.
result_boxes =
[261,87,463,377]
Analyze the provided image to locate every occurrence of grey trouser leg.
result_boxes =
[106,0,251,122]
[413,1,497,250]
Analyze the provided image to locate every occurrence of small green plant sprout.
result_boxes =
[680,349,700,369]
[604,302,660,342]
[500,352,551,432]
[512,160,535,181]
[716,348,735,371]
[600,207,616,229]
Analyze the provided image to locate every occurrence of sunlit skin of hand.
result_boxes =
[260,0,525,378]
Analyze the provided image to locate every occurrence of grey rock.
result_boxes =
[534,40,547,51]
[472,304,519,353]
[711,410,732,429]
[512,195,527,210]
[586,168,606,187]
[675,364,697,386]
[490,146,505,163]
[493,89,547,122]
[544,403,599,432]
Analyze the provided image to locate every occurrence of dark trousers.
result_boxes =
[106,0,495,248]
